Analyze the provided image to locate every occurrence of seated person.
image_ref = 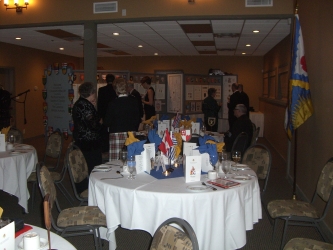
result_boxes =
[104,78,140,133]
[224,104,253,152]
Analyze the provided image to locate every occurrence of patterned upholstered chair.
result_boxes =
[231,132,249,157]
[283,238,333,250]
[66,143,89,206]
[109,132,128,161]
[267,157,333,250]
[250,127,260,146]
[7,126,23,143]
[150,217,199,250]
[242,143,271,193]
[43,131,64,171]
[36,162,106,250]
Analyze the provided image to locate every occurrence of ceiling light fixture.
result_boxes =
[138,45,143,48]
[246,44,251,47]
[242,52,246,55]
[113,32,119,36]
[154,53,158,56]
[15,37,21,40]
[59,48,64,50]
[253,30,260,33]
[4,0,29,12]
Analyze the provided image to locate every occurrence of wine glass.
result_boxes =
[127,155,136,180]
[232,151,241,175]
[221,160,231,179]
[119,150,128,170]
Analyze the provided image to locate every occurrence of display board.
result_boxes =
[167,74,183,113]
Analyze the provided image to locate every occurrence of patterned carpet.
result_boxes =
[0,136,329,250]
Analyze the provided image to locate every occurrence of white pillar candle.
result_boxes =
[23,232,40,250]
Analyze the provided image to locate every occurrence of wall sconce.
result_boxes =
[4,0,29,12]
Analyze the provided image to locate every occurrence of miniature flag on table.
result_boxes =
[158,129,173,156]
[172,112,181,128]
[285,14,314,140]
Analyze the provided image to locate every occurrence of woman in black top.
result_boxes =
[141,76,156,120]
[72,82,102,178]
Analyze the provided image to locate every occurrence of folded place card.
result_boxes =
[183,142,197,157]
[0,221,15,250]
[184,155,201,183]
[191,122,200,135]
[0,134,5,152]
[136,143,156,174]
[157,122,167,138]
[192,150,214,172]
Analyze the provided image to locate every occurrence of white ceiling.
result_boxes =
[0,18,291,57]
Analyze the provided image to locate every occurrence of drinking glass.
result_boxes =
[232,151,241,175]
[127,155,136,180]
[119,150,128,169]
[222,160,231,179]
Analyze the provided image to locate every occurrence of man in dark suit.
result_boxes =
[127,82,143,130]
[224,104,253,152]
[238,83,250,117]
[104,78,140,133]
[97,74,117,153]
[227,83,241,129]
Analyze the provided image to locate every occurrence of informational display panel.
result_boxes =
[167,74,183,113]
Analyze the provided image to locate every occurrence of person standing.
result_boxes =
[127,82,143,129]
[140,76,156,120]
[202,88,221,132]
[227,83,241,129]
[238,83,250,117]
[97,74,117,153]
[72,82,102,189]
[224,104,253,152]
[104,78,140,133]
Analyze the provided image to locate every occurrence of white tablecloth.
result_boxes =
[15,224,76,250]
[89,162,262,250]
[0,144,38,212]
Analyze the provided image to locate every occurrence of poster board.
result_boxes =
[167,74,183,113]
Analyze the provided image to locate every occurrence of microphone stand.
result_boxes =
[11,89,30,124]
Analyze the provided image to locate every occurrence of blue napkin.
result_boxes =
[127,140,147,157]
[148,129,162,151]
[160,114,169,120]
[198,135,217,146]
[182,115,191,121]
[195,144,218,166]
[153,119,158,129]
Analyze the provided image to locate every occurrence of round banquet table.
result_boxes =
[15,224,76,250]
[0,144,38,213]
[88,161,262,250]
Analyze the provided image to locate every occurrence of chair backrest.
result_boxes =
[231,132,248,156]
[36,162,57,210]
[150,218,199,250]
[250,127,260,146]
[252,122,256,134]
[44,131,63,158]
[8,127,23,143]
[66,143,89,184]
[242,143,272,192]
[316,158,333,203]
[109,132,128,161]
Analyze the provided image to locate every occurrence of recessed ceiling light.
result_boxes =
[138,45,143,48]
[154,53,158,56]
[15,37,21,40]
[113,32,119,36]
[253,30,260,33]
[242,52,246,55]
[246,44,251,47]
[59,48,64,50]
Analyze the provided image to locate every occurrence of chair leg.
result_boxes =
[280,219,289,250]
[272,218,277,240]
[31,182,36,211]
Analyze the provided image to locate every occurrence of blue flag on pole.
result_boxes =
[285,14,314,140]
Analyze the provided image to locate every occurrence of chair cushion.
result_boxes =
[68,149,88,183]
[50,172,61,181]
[317,160,333,202]
[267,199,319,219]
[27,172,37,182]
[150,225,193,250]
[80,189,88,199]
[46,133,62,158]
[242,146,269,180]
[57,206,106,227]
[284,238,333,250]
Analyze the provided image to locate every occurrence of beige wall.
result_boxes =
[0,0,293,27]
[263,0,333,235]
[0,42,80,138]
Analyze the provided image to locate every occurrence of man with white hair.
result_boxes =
[224,104,253,152]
